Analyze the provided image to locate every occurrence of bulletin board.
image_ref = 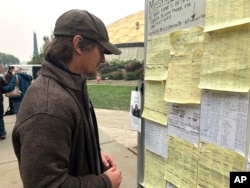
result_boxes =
[138,0,250,187]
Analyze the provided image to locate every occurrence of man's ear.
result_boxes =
[73,35,83,55]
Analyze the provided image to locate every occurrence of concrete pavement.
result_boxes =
[0,98,138,188]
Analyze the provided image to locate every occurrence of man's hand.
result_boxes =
[104,167,122,188]
[101,151,116,170]
[101,151,122,188]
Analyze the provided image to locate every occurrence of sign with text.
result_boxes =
[147,0,206,36]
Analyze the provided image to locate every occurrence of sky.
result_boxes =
[0,0,145,63]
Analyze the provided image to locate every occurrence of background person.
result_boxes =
[4,66,15,115]
[0,76,8,139]
[12,9,122,188]
[3,67,32,115]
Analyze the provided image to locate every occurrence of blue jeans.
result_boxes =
[13,101,21,115]
[0,102,6,137]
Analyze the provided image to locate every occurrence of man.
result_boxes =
[12,9,122,188]
[4,66,15,115]
[3,67,33,115]
[0,76,8,139]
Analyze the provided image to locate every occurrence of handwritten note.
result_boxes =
[147,0,205,35]
[198,141,246,188]
[199,24,250,92]
[204,0,250,32]
[142,81,169,125]
[164,136,199,188]
[145,34,170,81]
[164,27,204,104]
[200,90,249,155]
[145,149,167,188]
[165,63,201,104]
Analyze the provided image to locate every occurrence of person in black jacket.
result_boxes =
[0,76,8,139]
[4,66,15,115]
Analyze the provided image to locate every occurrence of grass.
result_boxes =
[87,85,136,111]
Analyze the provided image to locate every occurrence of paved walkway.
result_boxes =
[95,109,137,149]
[0,98,138,188]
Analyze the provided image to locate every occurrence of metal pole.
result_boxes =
[137,0,148,187]
[137,81,145,188]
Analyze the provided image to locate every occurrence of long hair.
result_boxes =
[44,36,97,63]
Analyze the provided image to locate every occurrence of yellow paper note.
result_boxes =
[164,136,199,188]
[165,63,202,104]
[204,0,250,32]
[142,81,169,126]
[145,34,170,81]
[144,150,167,188]
[199,24,250,92]
[198,141,246,188]
[164,27,205,104]
[169,27,205,59]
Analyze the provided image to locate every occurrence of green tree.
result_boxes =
[0,52,20,68]
[97,59,144,81]
[98,63,113,74]
[124,60,142,72]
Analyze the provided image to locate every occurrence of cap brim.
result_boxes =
[98,41,121,55]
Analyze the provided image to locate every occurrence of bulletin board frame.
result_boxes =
[137,0,250,188]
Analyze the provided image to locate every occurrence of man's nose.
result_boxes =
[100,54,105,64]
